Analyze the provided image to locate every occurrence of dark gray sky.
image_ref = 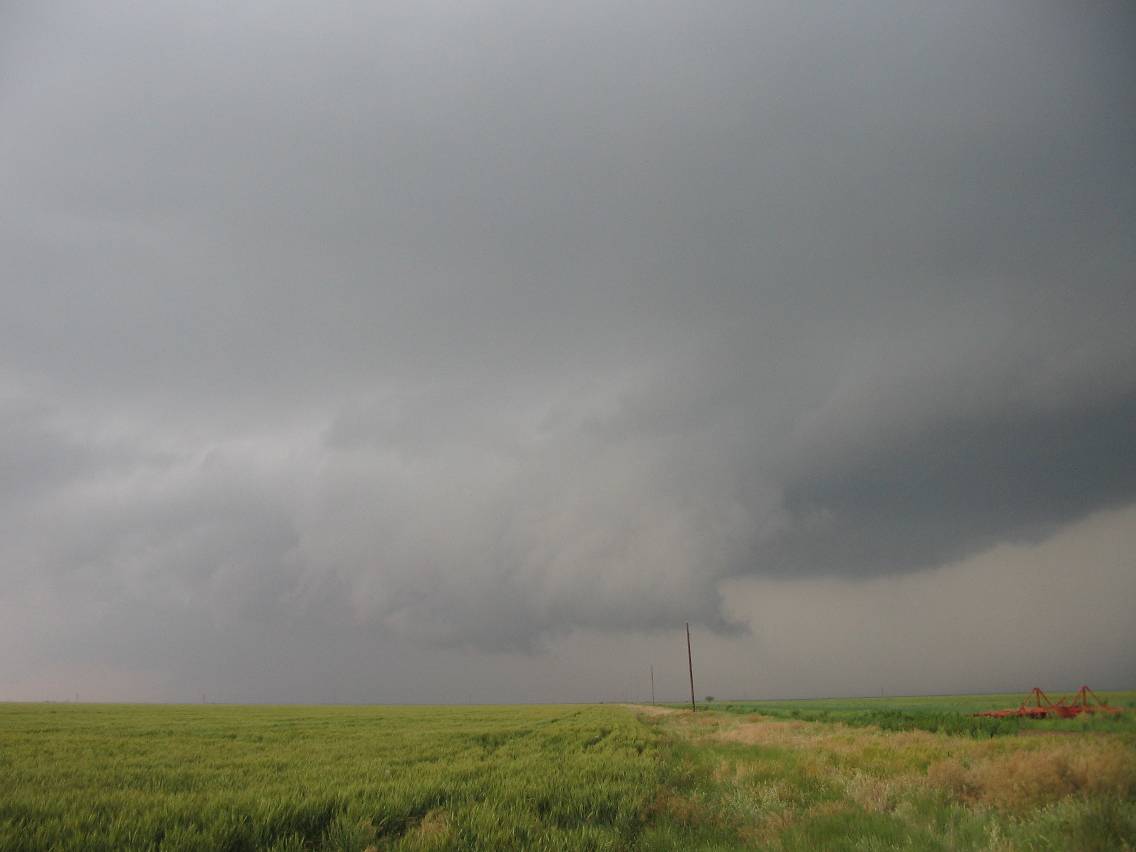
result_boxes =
[3,1,1134,702]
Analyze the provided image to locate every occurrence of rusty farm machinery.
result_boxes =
[973,685,1125,720]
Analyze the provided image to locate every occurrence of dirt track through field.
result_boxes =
[623,704,681,717]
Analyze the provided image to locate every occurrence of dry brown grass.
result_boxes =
[399,808,453,850]
[715,714,943,757]
[926,743,1136,810]
[648,788,713,828]
[842,770,921,813]
[684,712,1136,813]
[625,703,681,717]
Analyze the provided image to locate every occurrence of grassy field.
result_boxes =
[1,697,1134,850]
[646,701,1136,850]
[0,703,660,851]
[693,690,1136,738]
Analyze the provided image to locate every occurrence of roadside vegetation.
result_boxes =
[643,701,1136,850]
[1,695,1133,850]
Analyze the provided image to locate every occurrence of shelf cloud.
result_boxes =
[2,0,1133,700]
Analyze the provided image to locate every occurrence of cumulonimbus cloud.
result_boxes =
[1,0,1133,698]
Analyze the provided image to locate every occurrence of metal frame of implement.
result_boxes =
[973,685,1124,720]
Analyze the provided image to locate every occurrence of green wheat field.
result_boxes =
[1,693,1134,851]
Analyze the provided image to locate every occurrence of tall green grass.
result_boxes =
[0,703,659,851]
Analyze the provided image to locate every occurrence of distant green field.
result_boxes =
[1,698,1133,850]
[700,689,1136,714]
[687,690,1136,737]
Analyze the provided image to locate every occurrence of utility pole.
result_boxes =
[686,622,696,712]
[650,665,655,706]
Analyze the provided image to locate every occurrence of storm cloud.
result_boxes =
[2,1,1134,701]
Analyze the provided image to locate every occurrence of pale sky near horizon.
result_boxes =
[2,0,1134,703]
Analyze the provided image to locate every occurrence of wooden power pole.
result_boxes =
[650,665,655,705]
[686,622,696,712]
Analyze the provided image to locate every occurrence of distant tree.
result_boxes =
[705,696,715,704]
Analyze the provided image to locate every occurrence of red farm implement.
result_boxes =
[974,685,1124,720]
[1061,685,1125,717]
